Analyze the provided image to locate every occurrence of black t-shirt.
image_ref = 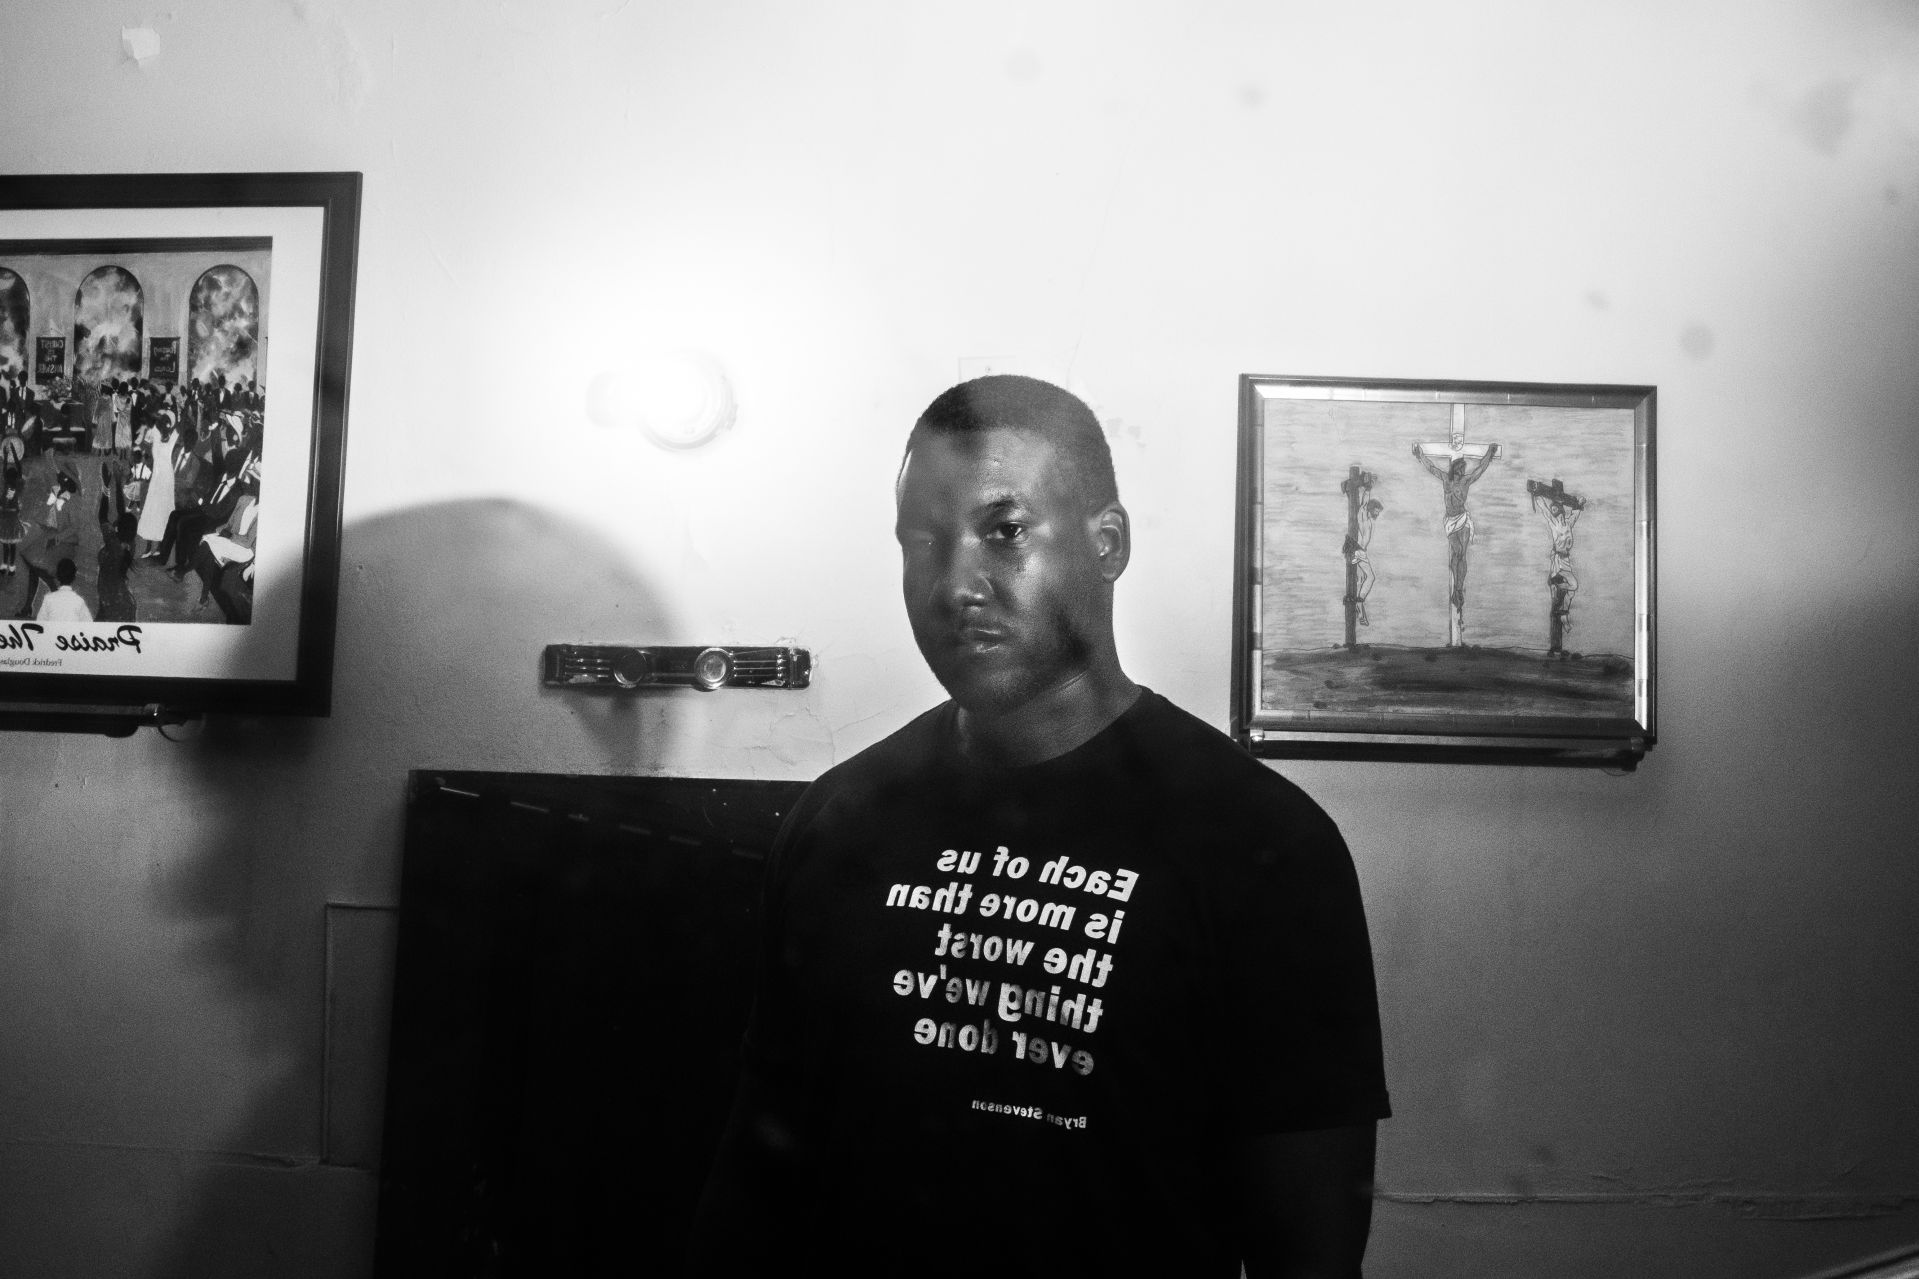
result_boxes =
[712,689,1389,1276]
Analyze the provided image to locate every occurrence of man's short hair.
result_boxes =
[907,375,1118,510]
[55,558,76,585]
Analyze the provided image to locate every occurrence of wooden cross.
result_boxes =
[1339,465,1378,648]
[1419,403,1496,470]
[1413,403,1500,647]
[1526,477,1586,511]
[1528,476,1587,655]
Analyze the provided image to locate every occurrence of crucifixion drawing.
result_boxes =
[1412,403,1501,647]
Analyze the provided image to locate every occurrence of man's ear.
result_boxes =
[1092,501,1130,582]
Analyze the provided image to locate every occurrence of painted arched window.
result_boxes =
[187,265,260,386]
[73,265,143,384]
[0,269,28,377]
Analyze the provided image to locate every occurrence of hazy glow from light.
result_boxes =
[587,349,736,450]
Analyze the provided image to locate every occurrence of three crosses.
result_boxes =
[1346,403,1585,650]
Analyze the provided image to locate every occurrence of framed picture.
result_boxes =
[0,172,360,725]
[1233,375,1655,767]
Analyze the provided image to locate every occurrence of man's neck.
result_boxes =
[953,665,1141,768]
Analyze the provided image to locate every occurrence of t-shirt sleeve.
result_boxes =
[736,777,828,1074]
[1216,784,1391,1135]
[687,778,836,1275]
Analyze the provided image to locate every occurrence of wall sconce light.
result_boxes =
[587,349,736,450]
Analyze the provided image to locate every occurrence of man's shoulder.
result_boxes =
[1124,690,1322,794]
[809,701,953,797]
[1112,690,1345,850]
[766,703,953,868]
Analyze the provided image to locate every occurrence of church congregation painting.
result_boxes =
[1233,375,1655,763]
[0,172,359,718]
[0,238,270,631]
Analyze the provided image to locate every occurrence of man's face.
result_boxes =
[895,427,1110,716]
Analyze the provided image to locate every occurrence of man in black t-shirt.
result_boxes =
[690,376,1389,1277]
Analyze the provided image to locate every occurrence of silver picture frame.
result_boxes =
[1232,374,1656,767]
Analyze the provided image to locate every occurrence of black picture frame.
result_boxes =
[0,172,361,725]
[1233,374,1656,768]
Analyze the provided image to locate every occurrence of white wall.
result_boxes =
[1,3,1916,1276]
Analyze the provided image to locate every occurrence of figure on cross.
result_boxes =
[1527,477,1586,657]
[1412,404,1500,647]
[1339,465,1382,646]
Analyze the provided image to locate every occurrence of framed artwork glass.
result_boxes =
[1233,375,1656,767]
[0,172,360,727]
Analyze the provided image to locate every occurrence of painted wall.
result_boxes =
[1,2,1916,1276]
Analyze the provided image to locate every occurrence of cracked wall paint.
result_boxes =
[284,0,372,113]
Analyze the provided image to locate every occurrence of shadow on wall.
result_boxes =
[142,498,681,1279]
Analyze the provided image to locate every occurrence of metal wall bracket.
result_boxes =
[541,645,811,692]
